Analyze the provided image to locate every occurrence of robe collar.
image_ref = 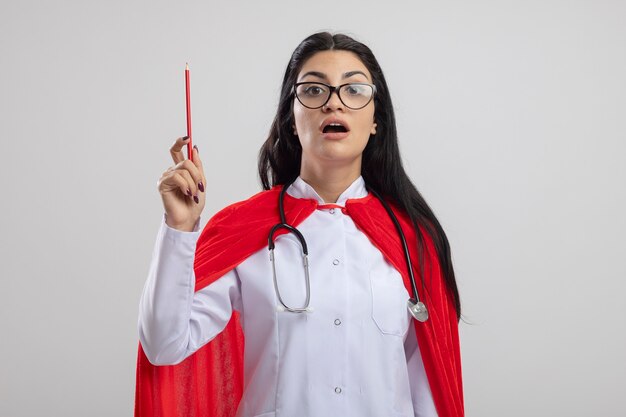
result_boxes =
[286,175,368,205]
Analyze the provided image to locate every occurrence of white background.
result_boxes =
[1,1,624,416]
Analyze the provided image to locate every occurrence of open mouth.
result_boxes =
[322,123,349,133]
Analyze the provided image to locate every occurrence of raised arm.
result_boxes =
[137,136,241,366]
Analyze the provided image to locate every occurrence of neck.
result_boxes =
[299,159,362,203]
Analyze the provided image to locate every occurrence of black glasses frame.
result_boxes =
[293,82,377,110]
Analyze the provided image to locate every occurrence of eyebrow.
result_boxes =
[299,70,370,82]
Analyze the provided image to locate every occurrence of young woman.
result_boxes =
[136,32,463,417]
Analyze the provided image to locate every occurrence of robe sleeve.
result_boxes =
[138,215,242,365]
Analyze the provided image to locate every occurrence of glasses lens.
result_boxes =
[294,83,375,109]
[295,83,329,108]
[339,84,374,109]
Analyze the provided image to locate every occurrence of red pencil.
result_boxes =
[185,63,193,162]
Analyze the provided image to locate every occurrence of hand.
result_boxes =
[157,136,206,231]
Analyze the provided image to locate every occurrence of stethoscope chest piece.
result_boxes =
[407,298,429,322]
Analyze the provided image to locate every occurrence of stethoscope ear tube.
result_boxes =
[268,226,312,313]
[268,223,308,254]
[269,185,311,313]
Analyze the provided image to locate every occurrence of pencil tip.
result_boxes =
[186,62,189,70]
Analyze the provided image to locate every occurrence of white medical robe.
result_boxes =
[138,176,438,417]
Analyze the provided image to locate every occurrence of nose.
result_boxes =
[322,89,344,112]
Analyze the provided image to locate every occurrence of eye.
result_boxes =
[345,84,366,96]
[303,84,326,96]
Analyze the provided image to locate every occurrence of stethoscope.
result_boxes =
[267,181,429,322]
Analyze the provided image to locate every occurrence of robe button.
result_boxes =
[334,387,342,394]
[329,208,335,214]
[334,318,341,326]
[332,259,340,265]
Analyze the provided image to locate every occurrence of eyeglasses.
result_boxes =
[293,82,376,110]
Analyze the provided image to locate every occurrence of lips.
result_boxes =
[320,117,350,133]
[320,117,350,140]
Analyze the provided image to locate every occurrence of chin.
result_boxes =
[312,148,364,166]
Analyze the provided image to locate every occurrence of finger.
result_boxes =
[176,167,198,197]
[192,145,206,192]
[161,171,194,199]
[170,136,190,164]
[176,159,204,194]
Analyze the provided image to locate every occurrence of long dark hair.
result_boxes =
[258,32,461,319]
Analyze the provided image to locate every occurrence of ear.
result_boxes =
[370,122,377,135]
[292,124,298,136]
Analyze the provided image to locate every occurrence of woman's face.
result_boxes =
[293,50,377,171]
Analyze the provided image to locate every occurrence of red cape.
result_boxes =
[135,186,463,417]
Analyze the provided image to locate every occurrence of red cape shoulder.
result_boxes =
[193,186,317,291]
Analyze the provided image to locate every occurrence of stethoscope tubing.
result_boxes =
[268,222,311,312]
[365,187,422,306]
[268,181,428,321]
